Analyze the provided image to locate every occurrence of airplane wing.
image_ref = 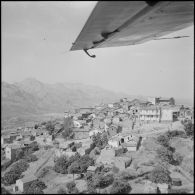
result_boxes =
[70,1,194,51]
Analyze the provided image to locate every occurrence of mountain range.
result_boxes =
[2,78,135,121]
[2,78,193,129]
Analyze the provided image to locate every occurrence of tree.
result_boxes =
[1,160,13,171]
[54,155,69,174]
[68,161,80,180]
[149,165,171,184]
[66,181,79,194]
[183,121,193,136]
[94,173,114,192]
[157,135,170,147]
[34,124,39,129]
[71,145,77,152]
[24,180,47,194]
[118,170,137,181]
[57,188,67,194]
[10,159,29,174]
[68,152,81,165]
[110,179,132,194]
[112,166,119,174]
[24,154,38,162]
[1,187,11,194]
[45,121,55,135]
[172,152,183,166]
[156,146,174,164]
[165,130,186,139]
[62,117,74,140]
[2,171,20,185]
[15,149,25,160]
[79,155,94,173]
[92,133,108,150]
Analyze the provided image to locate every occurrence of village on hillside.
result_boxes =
[1,97,194,194]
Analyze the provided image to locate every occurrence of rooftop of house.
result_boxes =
[87,166,98,171]
[2,135,11,139]
[6,144,23,149]
[122,142,137,147]
[19,175,37,183]
[170,171,182,179]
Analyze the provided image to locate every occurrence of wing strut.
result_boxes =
[83,49,96,58]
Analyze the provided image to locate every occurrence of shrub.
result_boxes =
[118,171,137,181]
[37,166,52,179]
[44,145,52,150]
[62,117,74,139]
[24,180,47,194]
[53,155,69,174]
[157,135,170,147]
[24,154,38,162]
[148,165,171,184]
[112,166,119,174]
[156,147,174,164]
[183,121,193,136]
[45,121,55,135]
[66,181,79,194]
[15,149,25,161]
[93,173,114,189]
[57,188,67,194]
[172,152,183,166]
[110,179,132,194]
[92,133,108,150]
[85,148,92,155]
[71,145,77,152]
[78,155,94,173]
[10,159,29,174]
[68,161,80,179]
[2,171,21,185]
[1,160,13,171]
[165,130,186,139]
[1,187,11,194]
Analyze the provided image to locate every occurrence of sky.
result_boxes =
[2,1,194,101]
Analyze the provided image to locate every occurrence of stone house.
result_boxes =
[73,127,89,139]
[161,106,180,122]
[5,144,25,160]
[15,175,37,192]
[1,135,12,145]
[87,166,99,173]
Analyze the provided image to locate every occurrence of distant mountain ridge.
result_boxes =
[2,78,132,120]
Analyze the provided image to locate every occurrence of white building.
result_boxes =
[139,106,161,123]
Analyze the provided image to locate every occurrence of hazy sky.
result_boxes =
[2,1,194,100]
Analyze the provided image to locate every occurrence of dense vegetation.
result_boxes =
[2,160,29,185]
[24,180,47,194]
[54,153,94,176]
[148,164,171,184]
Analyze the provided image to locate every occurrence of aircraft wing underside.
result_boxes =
[70,1,194,51]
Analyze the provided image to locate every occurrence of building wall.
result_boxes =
[126,146,137,151]
[5,147,12,160]
[5,147,18,160]
[108,140,119,148]
[161,109,173,122]
[139,108,161,122]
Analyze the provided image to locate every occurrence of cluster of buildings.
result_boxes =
[66,97,193,141]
